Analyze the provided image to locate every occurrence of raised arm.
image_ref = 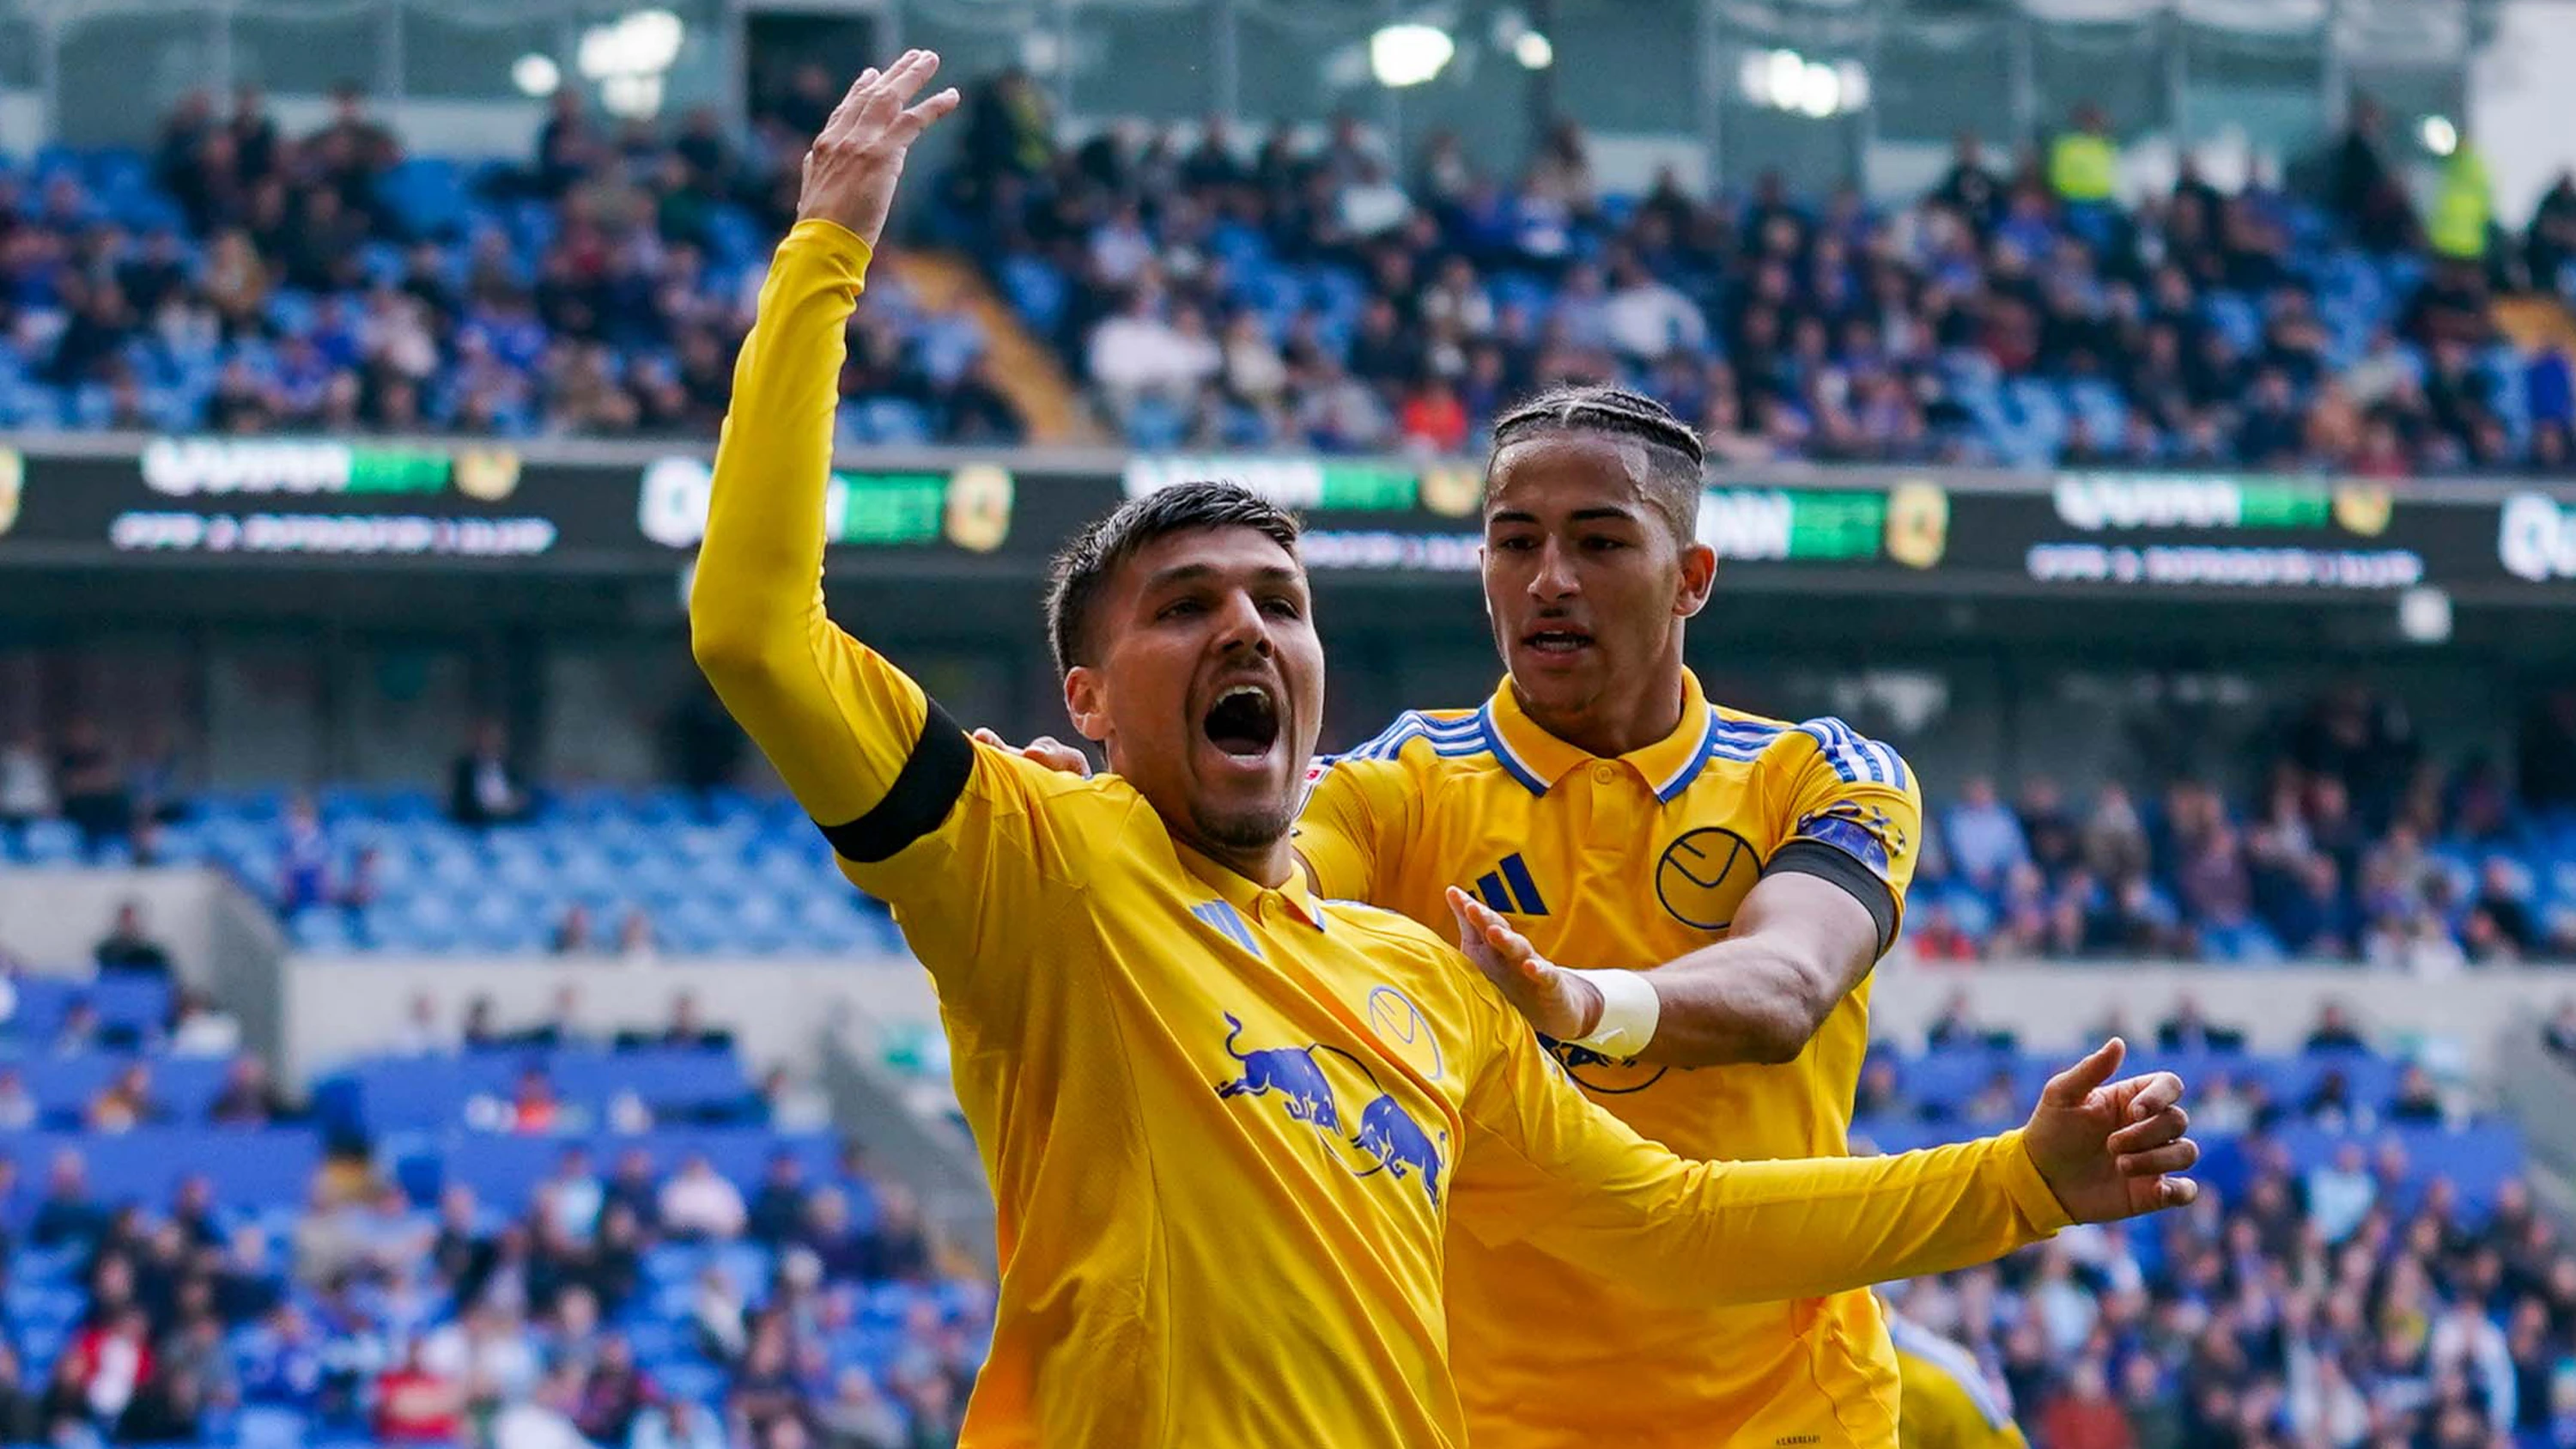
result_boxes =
[689,54,961,830]
[1450,1014,2195,1307]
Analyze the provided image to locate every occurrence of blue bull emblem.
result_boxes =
[1348,1094,1446,1207]
[1215,1013,1340,1131]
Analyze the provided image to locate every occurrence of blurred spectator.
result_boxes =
[86,1062,160,1132]
[491,1362,591,1449]
[277,795,331,916]
[373,1336,462,1446]
[550,905,599,956]
[572,1332,652,1443]
[748,1151,810,1246]
[1946,777,2031,892]
[462,995,504,1050]
[449,720,532,828]
[168,989,243,1057]
[56,720,131,847]
[817,1365,905,1449]
[209,1055,289,1127]
[0,1068,33,1131]
[635,1398,728,1449]
[94,901,173,976]
[2306,1142,2377,1244]
[617,908,661,965]
[390,993,453,1057]
[659,1156,747,1241]
[0,734,56,825]
[2307,1001,2369,1052]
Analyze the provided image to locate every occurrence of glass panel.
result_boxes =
[206,639,325,788]
[55,9,215,144]
[1236,0,1383,129]
[403,8,562,100]
[0,1,38,92]
[2032,19,2166,141]
[1067,0,1215,122]
[231,3,383,98]
[342,637,478,786]
[1875,15,2015,148]
[2180,23,2328,162]
[1551,0,1693,136]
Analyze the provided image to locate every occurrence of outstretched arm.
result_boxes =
[1451,1015,2196,1307]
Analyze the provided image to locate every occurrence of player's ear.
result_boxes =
[1674,541,1718,618]
[1062,666,1111,745]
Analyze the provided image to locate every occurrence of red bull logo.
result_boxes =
[1212,1011,1448,1210]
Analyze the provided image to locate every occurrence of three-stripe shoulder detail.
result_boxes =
[1793,716,1911,788]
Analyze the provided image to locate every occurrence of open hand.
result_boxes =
[1445,886,1607,1045]
[969,728,1091,776]
[2021,1038,2199,1223]
[797,51,962,249]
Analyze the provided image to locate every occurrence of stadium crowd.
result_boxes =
[1870,997,2569,1449]
[13,679,2576,966]
[4,75,2576,466]
[0,964,979,1449]
[0,77,1017,445]
[939,77,2576,470]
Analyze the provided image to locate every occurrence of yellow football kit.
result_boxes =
[1298,673,1924,1447]
[693,219,2073,1449]
[1889,1315,2026,1449]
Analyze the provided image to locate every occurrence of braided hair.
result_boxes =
[1486,383,1706,543]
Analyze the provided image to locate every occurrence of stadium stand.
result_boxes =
[5,679,2571,967]
[0,963,985,1449]
[5,84,2575,468]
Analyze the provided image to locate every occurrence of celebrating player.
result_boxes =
[1307,384,1954,1446]
[1010,384,2013,1443]
[693,54,2196,1449]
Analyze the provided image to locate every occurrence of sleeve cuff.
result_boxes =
[781,217,875,289]
[1993,1129,2075,1235]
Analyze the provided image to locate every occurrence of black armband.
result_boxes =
[816,699,975,863]
[1763,838,1899,955]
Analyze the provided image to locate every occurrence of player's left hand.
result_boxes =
[1446,886,1607,1045]
[2020,1038,2199,1224]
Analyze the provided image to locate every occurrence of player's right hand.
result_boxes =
[1446,886,1606,1044]
[970,728,1092,777]
[797,51,962,250]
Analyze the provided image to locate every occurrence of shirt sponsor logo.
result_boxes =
[1212,1012,1447,1208]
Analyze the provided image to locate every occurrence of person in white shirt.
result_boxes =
[1601,252,1708,361]
[491,1364,597,1449]
[0,734,53,825]
[657,1156,747,1241]
[388,993,453,1058]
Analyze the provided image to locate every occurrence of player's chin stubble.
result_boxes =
[1193,796,1295,854]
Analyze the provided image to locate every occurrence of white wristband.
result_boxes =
[1570,970,1661,1058]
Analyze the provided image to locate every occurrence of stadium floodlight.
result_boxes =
[1795,59,1841,118]
[1765,48,1805,107]
[511,53,562,99]
[1514,31,1554,70]
[579,9,687,82]
[601,73,666,119]
[2420,115,2458,156]
[1369,23,1455,88]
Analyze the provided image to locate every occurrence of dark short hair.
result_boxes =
[1488,382,1708,542]
[1044,481,1303,676]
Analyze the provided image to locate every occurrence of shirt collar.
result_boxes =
[1484,669,1719,803]
[1173,839,1328,931]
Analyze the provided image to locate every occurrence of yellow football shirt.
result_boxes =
[1889,1315,2027,1449]
[1298,673,1925,1447]
[693,219,2069,1449]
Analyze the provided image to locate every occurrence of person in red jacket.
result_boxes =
[374,1337,464,1446]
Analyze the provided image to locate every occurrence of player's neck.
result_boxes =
[1516,664,1687,760]
[1170,825,1297,891]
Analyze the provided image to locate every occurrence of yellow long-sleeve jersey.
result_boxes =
[1889,1315,2028,1449]
[690,218,2075,1449]
[1297,675,1924,1447]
